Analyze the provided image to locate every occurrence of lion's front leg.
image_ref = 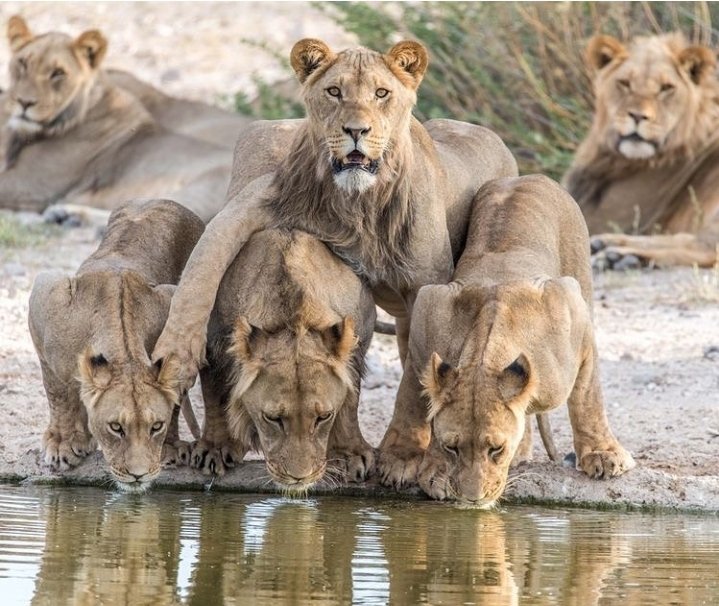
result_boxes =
[161,403,192,467]
[378,359,431,488]
[41,376,95,471]
[327,391,375,483]
[417,440,453,500]
[191,372,246,476]
[568,343,636,479]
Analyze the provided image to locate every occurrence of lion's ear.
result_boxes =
[499,354,531,402]
[586,35,626,71]
[155,355,182,404]
[7,15,32,52]
[230,316,265,363]
[421,352,458,420]
[77,349,112,405]
[678,45,716,85]
[290,38,335,84]
[321,316,357,363]
[385,40,428,90]
[74,29,107,69]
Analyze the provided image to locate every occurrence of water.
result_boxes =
[0,486,717,606]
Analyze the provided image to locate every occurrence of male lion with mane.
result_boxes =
[563,32,719,269]
[151,38,518,488]
[0,16,234,221]
[413,175,635,506]
[28,199,202,491]
[194,229,376,489]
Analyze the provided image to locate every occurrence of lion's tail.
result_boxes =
[536,413,560,463]
[181,394,201,440]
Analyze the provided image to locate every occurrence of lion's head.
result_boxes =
[289,38,428,194]
[226,315,359,491]
[585,32,718,163]
[75,277,184,493]
[4,15,107,137]
[418,278,588,507]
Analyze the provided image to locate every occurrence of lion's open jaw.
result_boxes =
[332,150,380,174]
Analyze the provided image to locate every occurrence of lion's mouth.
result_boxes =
[332,150,380,175]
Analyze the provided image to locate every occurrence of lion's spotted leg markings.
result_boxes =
[378,361,430,487]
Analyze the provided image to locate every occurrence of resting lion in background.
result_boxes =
[563,33,719,268]
[28,199,203,491]
[0,16,235,221]
[195,229,376,489]
[151,37,518,489]
[412,175,635,506]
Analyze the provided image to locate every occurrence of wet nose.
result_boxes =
[17,98,36,111]
[342,125,371,143]
[129,472,146,481]
[628,110,648,125]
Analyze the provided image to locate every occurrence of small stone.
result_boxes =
[703,345,719,361]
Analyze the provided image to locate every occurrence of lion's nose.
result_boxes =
[129,472,147,481]
[628,110,648,125]
[17,97,36,111]
[342,125,371,143]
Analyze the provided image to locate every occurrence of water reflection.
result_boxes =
[0,487,716,605]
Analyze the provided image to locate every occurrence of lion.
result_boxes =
[192,228,376,489]
[563,32,719,269]
[150,38,518,488]
[410,175,635,506]
[28,199,203,491]
[0,16,234,222]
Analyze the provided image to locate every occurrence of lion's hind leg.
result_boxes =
[592,232,717,269]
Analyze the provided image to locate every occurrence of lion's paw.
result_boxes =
[417,453,452,500]
[42,428,95,471]
[579,446,636,479]
[377,444,424,489]
[191,440,243,476]
[328,444,376,483]
[162,440,192,467]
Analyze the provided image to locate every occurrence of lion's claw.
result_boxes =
[43,428,95,471]
[377,445,423,488]
[579,448,636,479]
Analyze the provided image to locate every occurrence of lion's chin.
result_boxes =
[333,168,378,194]
[114,480,151,494]
[7,115,43,134]
[617,136,657,160]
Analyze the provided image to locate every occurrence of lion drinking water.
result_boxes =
[410,175,635,506]
[194,229,376,489]
[28,199,203,491]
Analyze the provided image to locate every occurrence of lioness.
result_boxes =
[563,33,719,268]
[28,199,204,491]
[0,16,233,221]
[195,229,376,488]
[412,175,635,506]
[151,38,518,488]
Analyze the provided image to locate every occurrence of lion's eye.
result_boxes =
[660,82,675,94]
[617,79,631,91]
[488,444,505,462]
[150,421,164,434]
[375,88,390,99]
[50,67,66,80]
[326,86,341,98]
[109,422,124,437]
[441,442,459,457]
[314,412,333,428]
[262,412,284,430]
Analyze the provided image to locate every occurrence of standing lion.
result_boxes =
[151,38,518,488]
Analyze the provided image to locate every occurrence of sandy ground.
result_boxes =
[0,2,717,511]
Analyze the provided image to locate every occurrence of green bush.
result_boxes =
[239,1,717,180]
